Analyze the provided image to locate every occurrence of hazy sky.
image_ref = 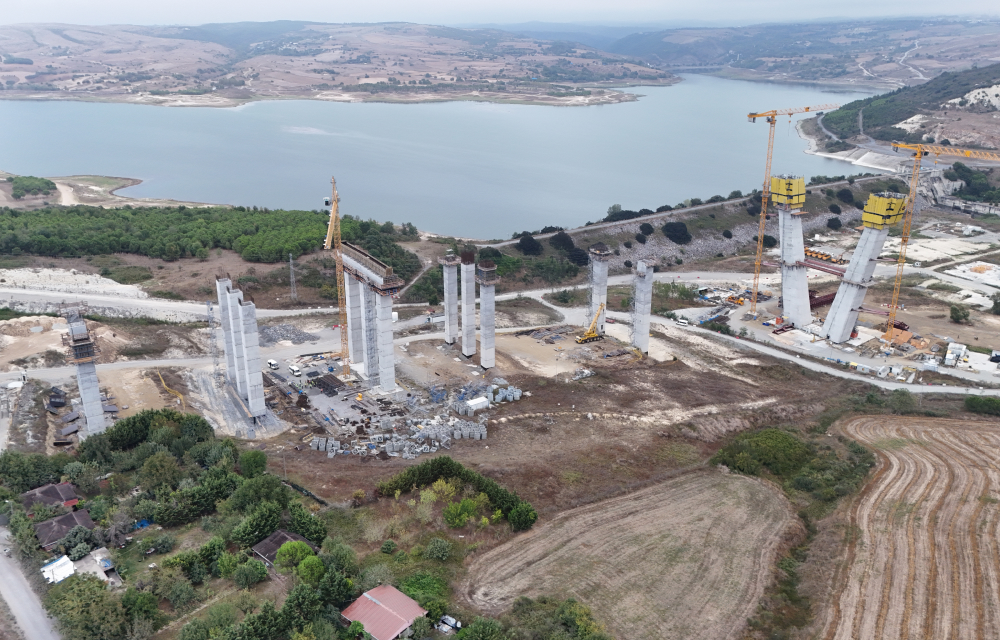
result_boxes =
[1,0,996,27]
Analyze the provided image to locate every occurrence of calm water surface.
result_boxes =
[0,75,874,238]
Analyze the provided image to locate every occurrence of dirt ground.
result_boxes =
[463,470,796,640]
[814,416,1000,640]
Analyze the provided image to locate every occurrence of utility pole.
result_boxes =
[289,253,298,301]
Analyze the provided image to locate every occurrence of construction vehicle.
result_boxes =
[322,177,350,376]
[885,142,1000,339]
[746,103,839,317]
[726,294,745,306]
[576,303,606,344]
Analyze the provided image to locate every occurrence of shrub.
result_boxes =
[624,260,633,268]
[753,234,778,249]
[296,555,327,587]
[148,534,175,554]
[548,231,575,251]
[722,229,733,239]
[516,235,543,256]
[68,543,91,561]
[661,222,692,245]
[565,247,589,266]
[275,540,315,569]
[828,204,842,215]
[634,233,646,244]
[508,503,538,532]
[950,305,970,324]
[231,501,282,547]
[836,188,854,203]
[169,579,197,611]
[381,540,397,554]
[358,564,396,592]
[827,217,842,230]
[217,552,239,578]
[711,428,811,477]
[239,450,267,478]
[425,538,452,561]
[965,395,1000,416]
[639,222,654,235]
[232,559,268,589]
[443,498,479,528]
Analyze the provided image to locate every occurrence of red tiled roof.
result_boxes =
[341,585,427,640]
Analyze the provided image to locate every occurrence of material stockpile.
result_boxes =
[259,324,320,346]
[492,386,522,402]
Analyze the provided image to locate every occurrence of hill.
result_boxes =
[822,63,1000,141]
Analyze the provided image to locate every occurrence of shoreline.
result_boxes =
[795,119,904,174]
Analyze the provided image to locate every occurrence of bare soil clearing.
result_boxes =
[463,470,796,640]
[818,416,1000,640]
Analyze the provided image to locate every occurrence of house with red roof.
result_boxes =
[341,585,428,640]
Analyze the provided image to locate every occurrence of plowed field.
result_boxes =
[820,417,1000,640]
[462,470,795,640]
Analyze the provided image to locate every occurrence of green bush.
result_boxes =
[275,540,314,569]
[508,503,538,532]
[639,222,655,235]
[827,216,842,229]
[711,429,810,477]
[836,188,854,203]
[239,450,267,478]
[722,229,733,239]
[425,538,452,561]
[232,559,268,589]
[381,540,397,554]
[516,235,543,256]
[662,222,692,245]
[295,555,326,587]
[443,499,479,528]
[966,395,1000,416]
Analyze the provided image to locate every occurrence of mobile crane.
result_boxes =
[577,303,606,344]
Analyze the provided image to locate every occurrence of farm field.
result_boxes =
[820,416,1000,640]
[462,470,795,640]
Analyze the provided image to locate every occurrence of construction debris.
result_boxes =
[259,324,320,347]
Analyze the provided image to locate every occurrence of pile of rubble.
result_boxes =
[313,415,488,460]
[259,324,320,346]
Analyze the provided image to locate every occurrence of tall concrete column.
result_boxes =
[345,274,365,367]
[375,294,396,392]
[215,278,237,381]
[439,256,459,345]
[237,299,266,417]
[476,261,498,369]
[227,289,247,398]
[461,256,476,357]
[632,261,653,354]
[778,208,811,328]
[588,243,612,335]
[822,226,890,343]
[362,284,380,385]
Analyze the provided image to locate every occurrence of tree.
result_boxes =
[634,233,646,244]
[282,583,322,630]
[411,616,432,640]
[661,222,692,245]
[228,475,290,513]
[888,389,917,415]
[828,203,842,214]
[288,502,327,544]
[639,222,654,235]
[462,617,509,640]
[232,501,282,548]
[318,569,354,607]
[45,574,127,640]
[565,247,589,266]
[516,235,543,256]
[239,451,267,478]
[122,588,160,625]
[836,188,854,204]
[508,503,538,531]
[753,235,778,249]
[169,579,198,611]
[276,540,315,570]
[218,552,240,578]
[548,231,574,251]
[722,229,733,239]
[296,555,327,587]
[991,293,1000,316]
[60,525,94,556]
[231,600,286,640]
[827,217,842,230]
[139,451,182,492]
[233,559,269,589]
[966,395,1000,416]
[950,305,971,324]
[425,538,451,561]
[69,543,91,561]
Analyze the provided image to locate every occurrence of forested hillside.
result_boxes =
[823,63,1000,141]
[0,205,422,282]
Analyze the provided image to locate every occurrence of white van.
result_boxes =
[267,359,279,370]
[288,364,302,377]
[675,318,689,327]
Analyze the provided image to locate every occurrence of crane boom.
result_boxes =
[747,103,840,317]
[884,142,1000,339]
[323,177,350,376]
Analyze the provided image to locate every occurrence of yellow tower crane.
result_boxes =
[747,103,839,317]
[323,177,350,376]
[884,142,1000,339]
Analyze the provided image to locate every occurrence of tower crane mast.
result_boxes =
[884,142,1000,339]
[323,177,350,376]
[747,103,839,317]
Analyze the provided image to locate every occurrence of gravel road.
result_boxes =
[0,529,59,640]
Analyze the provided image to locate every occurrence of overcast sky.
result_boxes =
[1,0,996,28]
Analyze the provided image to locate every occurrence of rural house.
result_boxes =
[33,510,96,550]
[341,585,428,640]
[250,530,317,568]
[20,482,78,511]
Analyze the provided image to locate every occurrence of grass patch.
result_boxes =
[150,290,184,300]
[927,282,962,293]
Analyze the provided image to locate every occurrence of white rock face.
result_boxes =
[945,83,1000,110]
[0,268,148,299]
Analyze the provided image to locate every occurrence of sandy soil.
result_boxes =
[818,416,1000,640]
[462,470,796,640]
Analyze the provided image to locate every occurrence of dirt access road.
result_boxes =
[819,416,1000,640]
[0,528,58,640]
[463,470,796,640]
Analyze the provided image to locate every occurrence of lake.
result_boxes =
[0,75,875,239]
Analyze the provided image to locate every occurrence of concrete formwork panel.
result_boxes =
[345,274,365,366]
[227,289,247,398]
[589,259,609,334]
[461,262,477,357]
[823,226,890,343]
[237,300,266,417]
[631,261,653,354]
[215,279,237,382]
[779,210,811,328]
[76,358,105,437]
[443,263,458,345]
[375,294,396,392]
[480,283,496,368]
[362,285,380,386]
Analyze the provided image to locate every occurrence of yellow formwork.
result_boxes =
[861,192,907,229]
[770,176,805,208]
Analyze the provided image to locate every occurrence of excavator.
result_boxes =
[576,303,606,344]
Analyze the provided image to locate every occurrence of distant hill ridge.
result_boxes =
[822,62,1000,142]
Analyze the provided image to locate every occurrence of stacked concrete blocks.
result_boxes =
[460,251,477,357]
[588,243,612,334]
[631,260,653,354]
